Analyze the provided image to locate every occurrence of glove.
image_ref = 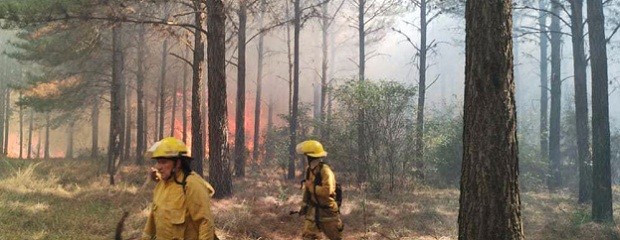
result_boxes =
[299,205,308,215]
[149,168,161,182]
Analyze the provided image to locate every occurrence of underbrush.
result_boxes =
[1,158,620,239]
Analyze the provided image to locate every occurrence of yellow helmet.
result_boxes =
[147,137,191,159]
[296,140,327,158]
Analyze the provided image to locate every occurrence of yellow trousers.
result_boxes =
[302,219,343,240]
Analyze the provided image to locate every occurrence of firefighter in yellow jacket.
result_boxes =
[296,140,343,240]
[142,137,216,240]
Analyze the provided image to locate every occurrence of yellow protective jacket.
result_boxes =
[142,171,215,240]
[302,162,340,222]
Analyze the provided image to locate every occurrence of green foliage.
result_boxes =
[423,100,462,188]
[329,80,416,193]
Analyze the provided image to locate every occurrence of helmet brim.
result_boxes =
[306,152,327,158]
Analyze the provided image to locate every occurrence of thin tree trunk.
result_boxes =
[415,0,428,176]
[170,54,178,138]
[234,0,248,178]
[207,0,233,198]
[27,109,33,159]
[356,0,369,184]
[288,0,301,180]
[159,39,168,140]
[587,0,613,223]
[265,97,274,163]
[37,127,41,159]
[182,47,189,143]
[66,119,74,159]
[4,89,10,155]
[18,92,23,159]
[252,0,266,166]
[0,88,5,156]
[569,0,592,203]
[123,85,132,161]
[44,112,50,160]
[92,96,100,158]
[136,23,146,165]
[548,0,562,191]
[458,1,523,238]
[319,0,329,139]
[539,0,549,170]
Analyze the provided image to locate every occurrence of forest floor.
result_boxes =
[1,158,620,240]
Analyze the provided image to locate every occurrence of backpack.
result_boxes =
[307,162,343,208]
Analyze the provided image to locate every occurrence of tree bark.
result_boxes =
[18,92,23,159]
[548,0,562,191]
[415,0,428,176]
[587,0,613,223]
[458,0,523,239]
[569,0,592,203]
[288,0,301,180]
[252,0,266,166]
[3,89,10,155]
[207,0,233,198]
[108,24,124,185]
[27,109,33,159]
[136,23,146,165]
[92,95,100,158]
[234,0,248,178]
[190,0,206,176]
[44,112,50,160]
[66,119,74,159]
[539,0,549,170]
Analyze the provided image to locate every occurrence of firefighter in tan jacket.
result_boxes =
[142,137,216,240]
[296,140,343,240]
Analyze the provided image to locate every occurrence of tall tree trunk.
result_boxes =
[458,0,523,239]
[123,85,132,160]
[159,39,168,140]
[108,25,124,185]
[319,0,329,139]
[92,96,100,158]
[170,54,178,138]
[190,1,206,176]
[182,47,189,143]
[288,0,301,180]
[44,112,50,160]
[234,0,248,178]
[136,24,146,165]
[3,89,10,155]
[569,0,592,203]
[66,119,74,159]
[356,0,369,184]
[285,0,293,117]
[415,0,428,176]
[18,92,23,159]
[253,0,266,166]
[265,97,274,163]
[548,0,562,191]
[539,0,549,170]
[27,109,33,159]
[207,0,233,198]
[587,0,613,223]
[0,88,5,156]
[37,127,41,159]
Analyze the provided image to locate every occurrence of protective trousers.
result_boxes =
[302,218,343,240]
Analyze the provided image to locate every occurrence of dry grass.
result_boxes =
[1,158,620,239]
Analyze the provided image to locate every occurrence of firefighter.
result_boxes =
[296,140,343,240]
[142,137,216,240]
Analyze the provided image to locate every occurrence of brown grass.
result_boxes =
[1,158,620,239]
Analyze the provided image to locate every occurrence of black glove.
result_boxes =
[299,205,308,215]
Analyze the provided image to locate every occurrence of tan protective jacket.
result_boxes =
[142,172,215,240]
[302,162,340,222]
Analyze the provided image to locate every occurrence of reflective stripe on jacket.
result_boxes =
[143,172,215,240]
